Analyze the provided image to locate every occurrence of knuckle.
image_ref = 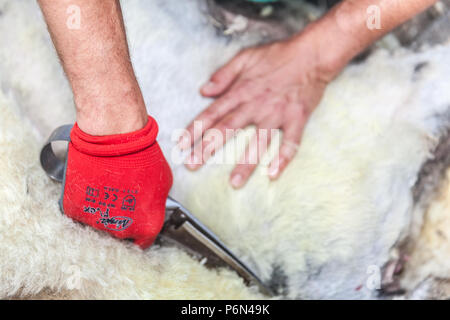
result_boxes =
[218,94,235,108]
[299,106,310,119]
[235,162,255,173]
[273,101,285,111]
[233,164,247,174]
[232,85,252,102]
[221,118,237,129]
[202,108,219,121]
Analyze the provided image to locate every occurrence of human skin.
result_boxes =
[38,0,437,188]
[180,0,438,189]
[38,0,148,136]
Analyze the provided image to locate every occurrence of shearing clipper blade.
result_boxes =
[40,125,273,296]
[162,197,273,296]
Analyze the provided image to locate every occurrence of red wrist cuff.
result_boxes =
[70,116,159,157]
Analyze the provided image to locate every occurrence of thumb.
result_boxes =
[201,51,247,97]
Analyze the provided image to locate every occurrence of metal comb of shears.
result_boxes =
[40,124,273,296]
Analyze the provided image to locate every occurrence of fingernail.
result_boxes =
[202,81,215,92]
[268,162,279,179]
[185,154,200,170]
[177,132,190,150]
[230,174,243,188]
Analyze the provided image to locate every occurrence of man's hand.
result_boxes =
[38,0,173,248]
[180,36,330,188]
[180,0,438,189]
[38,0,148,135]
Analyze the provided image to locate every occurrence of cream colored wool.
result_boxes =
[0,0,449,299]
[400,168,450,297]
[0,91,262,299]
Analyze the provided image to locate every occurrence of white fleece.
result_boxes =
[400,168,450,296]
[0,0,449,299]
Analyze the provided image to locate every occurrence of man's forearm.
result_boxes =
[296,0,439,80]
[38,0,147,135]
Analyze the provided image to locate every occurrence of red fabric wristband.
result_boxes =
[70,116,159,156]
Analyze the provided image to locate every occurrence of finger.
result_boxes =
[184,108,252,171]
[230,123,274,189]
[201,51,247,97]
[267,115,306,180]
[179,91,243,150]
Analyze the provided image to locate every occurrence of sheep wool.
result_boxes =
[0,0,449,299]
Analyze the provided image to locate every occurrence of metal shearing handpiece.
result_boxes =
[162,196,273,296]
[40,125,274,296]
